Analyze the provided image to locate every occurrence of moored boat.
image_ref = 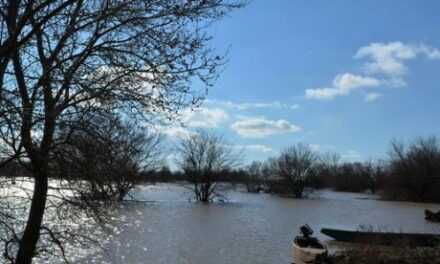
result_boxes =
[425,209,440,223]
[293,225,328,264]
[321,227,440,247]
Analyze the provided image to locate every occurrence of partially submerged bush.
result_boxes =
[53,113,162,202]
[382,137,440,202]
[245,161,265,193]
[177,131,241,202]
[271,144,318,198]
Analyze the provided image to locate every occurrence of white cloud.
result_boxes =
[309,144,321,152]
[306,42,440,102]
[365,93,382,102]
[341,150,362,162]
[206,99,300,111]
[230,116,301,138]
[355,42,416,76]
[181,107,229,128]
[305,73,381,100]
[307,144,337,153]
[153,107,229,139]
[226,144,274,153]
[305,87,341,101]
[355,42,440,77]
[333,72,381,90]
[415,44,440,59]
[291,104,301,110]
[384,78,407,87]
[154,125,194,139]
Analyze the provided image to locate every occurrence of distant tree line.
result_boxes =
[142,167,248,184]
[4,134,439,205]
[139,136,440,203]
[247,136,440,202]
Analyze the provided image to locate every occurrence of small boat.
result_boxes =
[293,225,328,264]
[321,227,440,247]
[425,209,440,223]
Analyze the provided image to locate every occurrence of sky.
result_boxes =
[162,0,440,165]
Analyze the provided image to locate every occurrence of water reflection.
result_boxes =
[85,184,440,264]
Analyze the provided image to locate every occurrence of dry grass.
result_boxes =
[329,246,440,264]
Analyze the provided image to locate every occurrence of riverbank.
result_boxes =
[330,247,440,264]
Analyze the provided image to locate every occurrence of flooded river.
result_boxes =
[86,184,440,264]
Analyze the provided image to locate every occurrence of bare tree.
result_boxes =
[245,161,264,193]
[385,137,440,202]
[310,152,340,189]
[275,143,318,198]
[177,131,240,202]
[0,1,244,262]
[53,112,163,202]
[319,152,340,175]
[360,159,386,194]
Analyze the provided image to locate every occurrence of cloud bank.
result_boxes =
[207,99,300,110]
[181,107,229,128]
[306,42,440,101]
[365,92,382,102]
[305,73,381,100]
[231,116,301,138]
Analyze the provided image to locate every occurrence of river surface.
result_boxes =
[85,183,440,264]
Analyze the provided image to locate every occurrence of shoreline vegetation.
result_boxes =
[329,247,440,264]
[151,136,440,204]
[2,136,440,204]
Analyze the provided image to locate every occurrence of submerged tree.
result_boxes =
[0,0,244,262]
[275,143,318,198]
[177,131,240,202]
[53,113,163,202]
[245,161,264,193]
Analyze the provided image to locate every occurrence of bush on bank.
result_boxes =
[329,247,440,264]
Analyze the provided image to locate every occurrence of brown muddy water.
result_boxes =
[84,184,440,264]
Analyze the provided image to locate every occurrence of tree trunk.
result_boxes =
[293,180,304,199]
[16,171,48,264]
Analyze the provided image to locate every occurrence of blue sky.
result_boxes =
[163,1,440,164]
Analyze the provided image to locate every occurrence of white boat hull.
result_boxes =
[292,240,327,264]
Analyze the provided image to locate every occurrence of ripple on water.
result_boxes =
[83,184,440,264]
